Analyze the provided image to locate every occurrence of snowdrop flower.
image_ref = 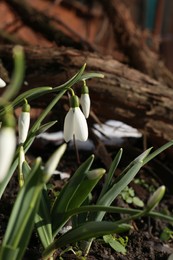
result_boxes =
[0,77,6,88]
[0,114,16,182]
[64,94,88,142]
[18,99,30,144]
[80,80,90,118]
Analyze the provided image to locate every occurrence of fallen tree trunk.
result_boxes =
[0,45,173,147]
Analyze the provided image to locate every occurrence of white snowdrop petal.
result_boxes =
[64,108,75,142]
[0,128,16,182]
[18,112,30,144]
[74,107,88,141]
[0,78,6,88]
[80,94,90,118]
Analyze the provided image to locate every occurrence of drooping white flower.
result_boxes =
[0,127,16,182]
[0,77,6,88]
[64,95,88,142]
[18,100,30,144]
[80,81,90,118]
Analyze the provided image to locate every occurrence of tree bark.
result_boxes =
[100,0,173,87]
[0,45,173,147]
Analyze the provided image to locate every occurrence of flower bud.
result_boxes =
[80,81,90,118]
[146,185,166,212]
[18,99,30,144]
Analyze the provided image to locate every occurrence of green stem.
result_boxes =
[66,205,173,223]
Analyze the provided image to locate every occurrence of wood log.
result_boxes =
[0,45,173,148]
[100,0,173,87]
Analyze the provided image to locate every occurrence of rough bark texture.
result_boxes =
[0,45,173,147]
[100,0,173,88]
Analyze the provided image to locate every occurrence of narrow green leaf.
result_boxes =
[66,205,173,224]
[0,245,19,260]
[35,187,53,249]
[53,64,86,91]
[66,169,105,211]
[81,72,104,81]
[2,158,44,259]
[34,121,57,136]
[143,140,173,165]
[22,162,53,249]
[94,160,143,221]
[99,148,123,199]
[43,222,131,259]
[51,155,94,236]
[2,46,25,101]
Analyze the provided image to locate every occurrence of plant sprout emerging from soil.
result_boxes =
[0,46,173,260]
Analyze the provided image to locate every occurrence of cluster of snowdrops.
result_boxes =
[0,46,173,260]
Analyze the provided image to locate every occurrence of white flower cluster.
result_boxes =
[0,79,30,182]
[0,77,91,182]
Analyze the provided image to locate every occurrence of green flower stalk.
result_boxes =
[18,145,25,187]
[18,99,30,144]
[0,112,16,182]
[0,77,6,88]
[80,80,90,118]
[64,95,88,142]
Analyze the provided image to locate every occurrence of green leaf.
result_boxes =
[94,160,143,221]
[2,46,25,102]
[53,63,86,91]
[98,148,123,200]
[23,161,53,249]
[43,222,131,259]
[65,205,173,224]
[103,234,127,254]
[143,140,173,165]
[0,245,19,260]
[34,121,57,136]
[51,155,94,237]
[35,187,53,249]
[66,169,105,211]
[81,72,104,81]
[132,197,144,207]
[1,158,44,259]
